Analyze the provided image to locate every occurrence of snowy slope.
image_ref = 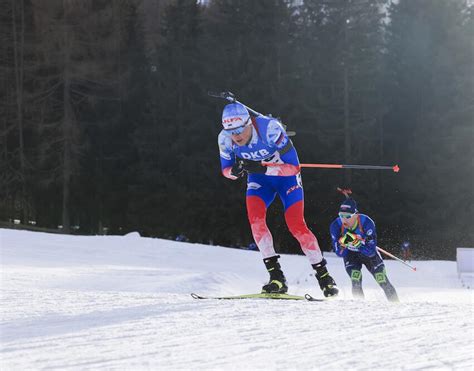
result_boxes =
[0,228,473,370]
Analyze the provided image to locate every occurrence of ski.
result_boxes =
[190,293,325,302]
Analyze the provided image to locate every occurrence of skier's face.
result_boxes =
[231,124,252,146]
[340,213,357,228]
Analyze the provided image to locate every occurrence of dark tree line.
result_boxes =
[1,0,472,259]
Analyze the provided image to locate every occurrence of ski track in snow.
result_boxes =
[0,229,473,370]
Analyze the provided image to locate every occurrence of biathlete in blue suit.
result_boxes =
[218,102,338,297]
[329,195,399,302]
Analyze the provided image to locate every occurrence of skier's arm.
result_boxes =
[330,220,348,257]
[359,217,377,257]
[265,120,300,176]
[220,158,239,180]
[218,132,239,180]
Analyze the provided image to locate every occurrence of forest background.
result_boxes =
[1,0,472,259]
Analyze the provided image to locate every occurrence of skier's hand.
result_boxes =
[336,240,347,257]
[241,159,267,174]
[340,232,364,248]
[230,160,245,178]
[346,235,363,249]
[338,236,348,247]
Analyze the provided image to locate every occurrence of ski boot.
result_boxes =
[352,282,365,300]
[312,259,339,298]
[380,281,400,302]
[261,255,288,294]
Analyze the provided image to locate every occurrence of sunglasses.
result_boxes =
[339,212,355,219]
[226,119,251,135]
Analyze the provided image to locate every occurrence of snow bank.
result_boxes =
[1,228,473,370]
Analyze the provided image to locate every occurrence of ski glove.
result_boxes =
[230,160,245,178]
[231,159,267,177]
[339,232,364,249]
[241,159,267,174]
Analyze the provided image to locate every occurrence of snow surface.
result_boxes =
[1,228,473,370]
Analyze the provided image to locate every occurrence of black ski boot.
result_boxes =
[380,282,400,303]
[352,281,365,299]
[261,255,288,294]
[312,259,339,298]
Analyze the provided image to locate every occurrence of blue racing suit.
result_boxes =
[330,214,399,301]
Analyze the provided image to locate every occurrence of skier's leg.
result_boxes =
[246,196,275,258]
[278,174,338,297]
[366,253,399,302]
[246,175,276,259]
[246,175,287,293]
[284,200,323,263]
[279,174,322,264]
[344,253,364,299]
[350,270,364,299]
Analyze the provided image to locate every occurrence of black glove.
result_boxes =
[241,159,267,174]
[230,160,245,178]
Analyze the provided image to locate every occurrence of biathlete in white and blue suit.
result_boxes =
[217,102,338,297]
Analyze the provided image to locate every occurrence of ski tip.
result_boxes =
[304,293,339,301]
[304,293,325,302]
[191,293,203,299]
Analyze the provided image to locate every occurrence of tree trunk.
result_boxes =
[11,0,28,223]
[177,47,183,126]
[343,27,351,185]
[61,10,72,233]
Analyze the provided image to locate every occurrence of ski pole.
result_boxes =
[263,163,400,172]
[301,163,400,172]
[377,246,416,271]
